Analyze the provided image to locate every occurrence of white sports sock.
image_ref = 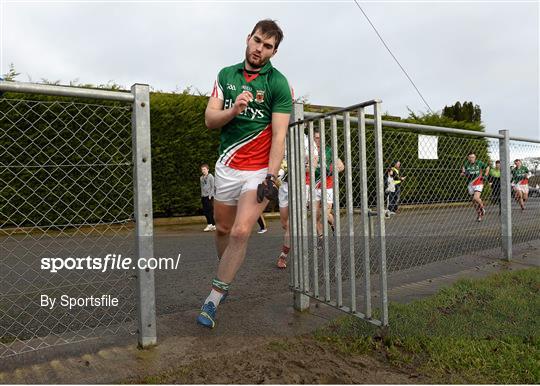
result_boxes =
[205,289,224,307]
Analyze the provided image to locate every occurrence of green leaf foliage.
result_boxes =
[149,91,220,217]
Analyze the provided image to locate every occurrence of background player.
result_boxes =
[511,159,530,210]
[461,152,489,222]
[312,129,344,240]
[276,133,317,269]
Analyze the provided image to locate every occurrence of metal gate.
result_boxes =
[287,100,389,326]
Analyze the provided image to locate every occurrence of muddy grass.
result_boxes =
[133,336,425,384]
[130,268,539,384]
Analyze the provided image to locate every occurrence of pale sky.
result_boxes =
[2,0,539,139]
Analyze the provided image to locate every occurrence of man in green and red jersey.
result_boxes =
[197,20,292,328]
[311,130,344,239]
[511,159,531,210]
[461,152,490,222]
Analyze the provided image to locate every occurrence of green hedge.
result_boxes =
[149,91,220,216]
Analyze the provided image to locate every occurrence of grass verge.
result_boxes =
[315,267,540,384]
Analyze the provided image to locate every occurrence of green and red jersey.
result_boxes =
[463,160,487,183]
[306,145,334,189]
[211,60,292,171]
[511,165,530,185]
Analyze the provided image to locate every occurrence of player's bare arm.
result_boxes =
[305,154,318,173]
[335,157,345,173]
[267,112,290,177]
[204,91,254,129]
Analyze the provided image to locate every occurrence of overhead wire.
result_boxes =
[353,0,435,114]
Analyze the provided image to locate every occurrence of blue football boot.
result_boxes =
[196,301,217,328]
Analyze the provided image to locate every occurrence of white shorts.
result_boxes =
[280,182,311,208]
[278,182,289,208]
[513,183,529,194]
[467,180,484,195]
[315,188,334,204]
[214,162,267,205]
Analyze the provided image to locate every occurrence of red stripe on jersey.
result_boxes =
[471,176,483,186]
[316,176,334,189]
[227,125,272,170]
[243,70,260,83]
[305,175,333,189]
[211,80,219,98]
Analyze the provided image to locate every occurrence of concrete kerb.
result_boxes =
[0,212,283,237]
[153,211,282,227]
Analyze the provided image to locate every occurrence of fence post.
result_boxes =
[498,129,512,261]
[290,102,310,312]
[373,101,389,326]
[131,84,157,347]
[357,107,372,319]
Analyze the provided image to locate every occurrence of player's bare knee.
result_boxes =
[215,224,231,236]
[229,225,251,243]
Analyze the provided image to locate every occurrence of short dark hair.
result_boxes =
[467,152,476,157]
[495,160,500,164]
[250,19,284,49]
[201,163,209,169]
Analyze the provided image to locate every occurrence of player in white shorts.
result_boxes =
[196,19,292,329]
[511,159,531,210]
[461,152,489,222]
[312,130,344,239]
[276,134,317,268]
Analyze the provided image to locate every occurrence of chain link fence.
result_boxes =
[0,82,155,359]
[509,140,540,245]
[291,103,539,326]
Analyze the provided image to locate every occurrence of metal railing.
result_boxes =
[0,81,156,358]
[287,100,389,326]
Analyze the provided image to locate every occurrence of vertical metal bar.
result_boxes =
[319,118,331,302]
[291,103,309,311]
[373,101,388,326]
[357,107,372,318]
[343,112,356,313]
[331,115,343,307]
[499,129,512,261]
[308,121,319,298]
[286,131,294,289]
[290,125,300,291]
[289,120,299,291]
[295,123,305,292]
[299,120,310,295]
[131,84,156,347]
